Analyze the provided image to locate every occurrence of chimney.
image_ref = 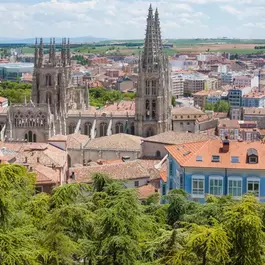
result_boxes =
[222,135,230,152]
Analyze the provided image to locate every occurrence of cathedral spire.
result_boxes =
[38,37,44,67]
[52,38,56,66]
[49,38,52,63]
[155,8,163,53]
[61,38,66,66]
[142,4,158,71]
[67,38,71,65]
[34,38,38,67]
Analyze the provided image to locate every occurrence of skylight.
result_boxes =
[196,155,203,162]
[183,151,191,156]
[212,155,220,162]
[231,156,239,163]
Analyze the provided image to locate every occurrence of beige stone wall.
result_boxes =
[141,141,167,158]
[173,120,196,133]
[68,148,140,165]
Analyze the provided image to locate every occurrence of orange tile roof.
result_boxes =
[160,170,167,182]
[137,184,158,199]
[165,139,265,170]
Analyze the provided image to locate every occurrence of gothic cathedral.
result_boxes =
[3,5,172,142]
[135,5,172,137]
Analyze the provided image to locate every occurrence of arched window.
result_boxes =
[152,100,156,119]
[84,122,92,136]
[156,150,161,157]
[28,131,33,142]
[115,122,124,134]
[67,155,72,168]
[57,73,62,86]
[24,134,28,141]
[33,134,37,142]
[152,80,157,95]
[100,122,107,137]
[45,74,52,86]
[69,123,76,134]
[146,100,150,119]
[46,92,52,104]
[130,122,135,135]
[145,80,150,95]
[146,127,154,137]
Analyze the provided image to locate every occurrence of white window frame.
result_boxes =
[228,177,242,198]
[192,175,205,198]
[209,176,223,196]
[247,177,260,197]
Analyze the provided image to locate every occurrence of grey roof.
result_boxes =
[84,133,142,151]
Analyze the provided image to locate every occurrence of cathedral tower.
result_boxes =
[135,5,172,137]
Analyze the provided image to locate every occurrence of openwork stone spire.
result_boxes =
[155,8,163,53]
[142,4,157,71]
[34,38,38,67]
[38,37,43,67]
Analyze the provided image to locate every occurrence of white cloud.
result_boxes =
[0,0,264,39]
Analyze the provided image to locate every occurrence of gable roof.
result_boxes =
[143,131,216,145]
[70,158,165,183]
[84,133,142,151]
[67,133,90,149]
[166,139,265,170]
[34,164,60,184]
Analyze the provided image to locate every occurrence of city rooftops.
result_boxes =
[243,90,265,99]
[166,139,265,170]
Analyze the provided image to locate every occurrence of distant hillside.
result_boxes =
[0,36,108,44]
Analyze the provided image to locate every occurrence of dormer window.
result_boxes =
[247,148,258,164]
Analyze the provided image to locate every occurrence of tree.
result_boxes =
[214,100,230,113]
[172,96,177,107]
[224,195,265,265]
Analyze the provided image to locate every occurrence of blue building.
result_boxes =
[165,139,265,203]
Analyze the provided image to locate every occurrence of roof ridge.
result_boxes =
[182,139,213,165]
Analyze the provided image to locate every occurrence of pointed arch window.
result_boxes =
[28,131,33,142]
[69,123,76,134]
[100,122,107,137]
[146,100,150,119]
[152,80,157,95]
[145,80,150,95]
[57,73,62,86]
[152,100,156,119]
[84,122,92,136]
[115,122,124,134]
[46,74,52,86]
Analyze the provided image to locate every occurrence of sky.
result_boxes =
[0,0,265,39]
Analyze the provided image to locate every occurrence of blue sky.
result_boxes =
[0,0,265,39]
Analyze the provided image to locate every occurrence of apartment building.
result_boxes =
[242,91,265,108]
[171,73,184,97]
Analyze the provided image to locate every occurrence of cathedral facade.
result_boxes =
[1,5,172,142]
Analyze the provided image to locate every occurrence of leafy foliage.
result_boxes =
[1,166,265,265]
[204,100,230,113]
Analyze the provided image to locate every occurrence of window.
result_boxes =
[169,162,173,175]
[231,156,239,163]
[115,122,124,133]
[84,122,92,136]
[35,186,43,194]
[162,183,166,195]
[100,122,107,137]
[180,122,183,125]
[249,156,258,164]
[45,74,52,86]
[134,181,139,187]
[209,177,223,196]
[247,179,259,196]
[212,155,220,162]
[196,155,203,161]
[228,178,242,197]
[192,176,204,197]
[156,150,161,157]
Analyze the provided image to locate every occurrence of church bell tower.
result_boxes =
[135,5,172,137]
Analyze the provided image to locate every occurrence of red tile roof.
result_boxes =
[166,139,265,170]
